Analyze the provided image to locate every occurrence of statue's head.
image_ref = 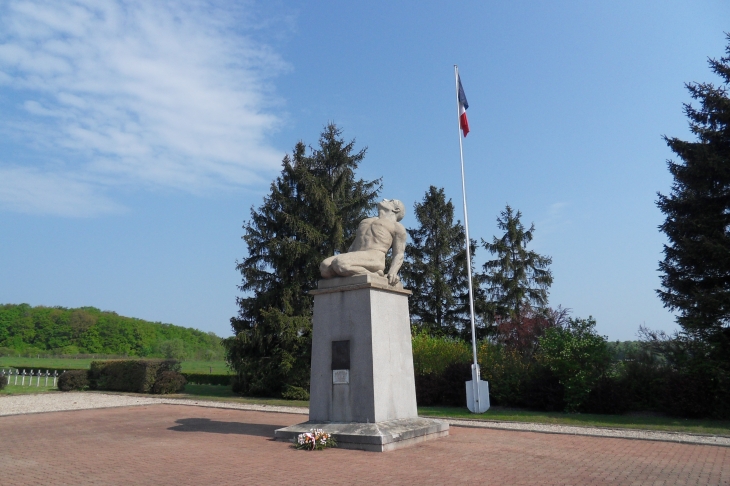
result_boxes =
[378,198,406,222]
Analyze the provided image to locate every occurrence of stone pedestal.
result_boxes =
[275,275,449,451]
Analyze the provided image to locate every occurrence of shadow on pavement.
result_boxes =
[168,418,283,437]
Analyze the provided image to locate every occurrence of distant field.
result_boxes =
[0,357,231,374]
[180,361,231,374]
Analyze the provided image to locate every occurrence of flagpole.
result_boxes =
[454,65,482,413]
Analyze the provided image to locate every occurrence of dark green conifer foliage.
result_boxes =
[401,186,479,337]
[481,205,553,319]
[226,124,381,398]
[657,36,730,349]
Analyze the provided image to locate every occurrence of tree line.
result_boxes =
[0,304,223,360]
[402,187,553,340]
[225,123,564,400]
[227,36,730,418]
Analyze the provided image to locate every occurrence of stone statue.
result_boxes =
[320,199,407,286]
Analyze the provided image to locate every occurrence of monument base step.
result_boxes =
[274,417,449,452]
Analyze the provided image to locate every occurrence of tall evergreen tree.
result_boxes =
[657,35,730,349]
[401,186,479,337]
[481,205,553,320]
[225,124,381,398]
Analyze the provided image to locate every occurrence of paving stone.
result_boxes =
[0,404,729,485]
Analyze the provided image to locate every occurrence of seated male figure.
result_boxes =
[320,199,407,286]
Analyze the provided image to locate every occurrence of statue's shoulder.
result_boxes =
[393,221,407,236]
[359,217,378,226]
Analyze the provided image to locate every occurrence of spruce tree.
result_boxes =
[225,124,381,398]
[657,35,730,349]
[481,205,553,320]
[401,186,479,336]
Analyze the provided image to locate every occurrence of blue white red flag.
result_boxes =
[458,75,470,137]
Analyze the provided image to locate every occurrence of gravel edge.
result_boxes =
[2,392,729,447]
[446,418,730,447]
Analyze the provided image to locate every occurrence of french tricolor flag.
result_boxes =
[458,75,470,137]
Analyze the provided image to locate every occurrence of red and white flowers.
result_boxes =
[295,429,337,451]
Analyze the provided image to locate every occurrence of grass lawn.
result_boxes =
[163,384,309,408]
[1,384,59,395]
[0,357,231,374]
[418,405,730,436]
[179,361,232,374]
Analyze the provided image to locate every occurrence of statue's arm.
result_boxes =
[387,224,407,285]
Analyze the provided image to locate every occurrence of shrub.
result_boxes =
[479,343,533,407]
[0,374,7,390]
[157,339,187,360]
[412,332,470,376]
[492,306,569,359]
[438,362,473,406]
[414,372,441,406]
[537,317,611,412]
[582,375,629,414]
[151,371,187,394]
[58,370,90,391]
[412,333,471,407]
[181,373,232,386]
[89,359,181,393]
[53,345,80,355]
[415,362,471,407]
[281,384,310,401]
[618,346,667,412]
[663,370,719,418]
[521,365,565,411]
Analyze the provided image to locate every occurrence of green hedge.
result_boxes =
[411,332,471,375]
[152,371,187,394]
[181,373,232,386]
[58,370,90,391]
[89,359,181,393]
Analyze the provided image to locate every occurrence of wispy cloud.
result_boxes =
[0,0,288,216]
[0,167,125,217]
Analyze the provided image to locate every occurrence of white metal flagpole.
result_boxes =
[454,65,488,414]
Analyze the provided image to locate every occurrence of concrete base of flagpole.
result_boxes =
[466,365,491,414]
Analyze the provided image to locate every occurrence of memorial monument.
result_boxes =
[275,199,449,451]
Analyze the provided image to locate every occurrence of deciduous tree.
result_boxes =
[538,317,610,412]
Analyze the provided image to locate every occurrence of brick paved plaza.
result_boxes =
[1,404,728,485]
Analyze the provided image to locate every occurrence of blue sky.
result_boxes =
[1,0,728,340]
